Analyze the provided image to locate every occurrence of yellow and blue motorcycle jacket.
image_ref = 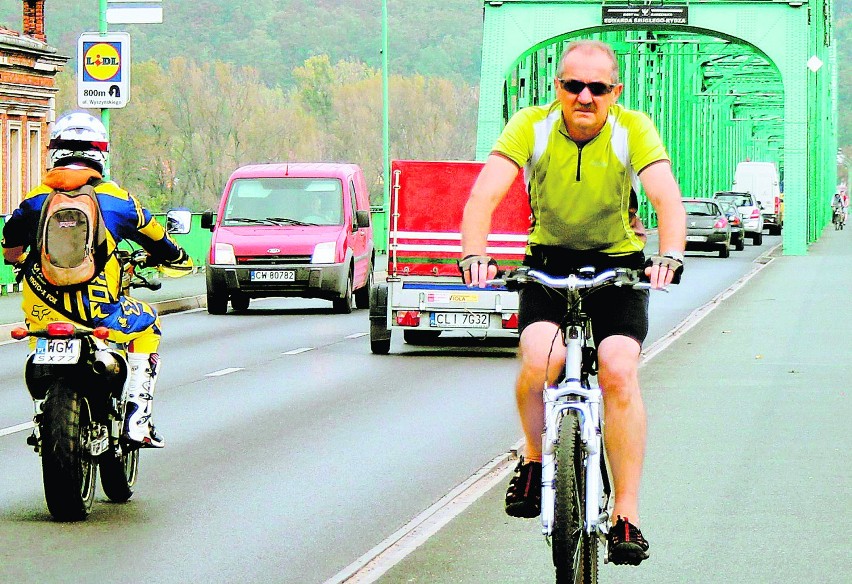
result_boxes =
[1,165,187,352]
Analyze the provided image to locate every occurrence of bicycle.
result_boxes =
[496,266,654,584]
[832,207,845,230]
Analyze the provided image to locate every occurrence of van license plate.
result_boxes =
[251,270,295,282]
[34,338,81,364]
[430,312,489,329]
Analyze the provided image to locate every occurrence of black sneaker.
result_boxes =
[607,516,650,565]
[504,457,541,518]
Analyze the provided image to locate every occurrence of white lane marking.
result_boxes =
[345,332,368,339]
[325,448,519,584]
[331,248,782,584]
[206,367,243,377]
[0,421,34,437]
[283,347,314,355]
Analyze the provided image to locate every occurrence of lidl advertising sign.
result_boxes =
[77,32,130,108]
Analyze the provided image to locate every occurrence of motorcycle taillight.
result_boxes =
[10,327,28,340]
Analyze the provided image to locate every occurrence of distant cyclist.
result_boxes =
[459,40,686,566]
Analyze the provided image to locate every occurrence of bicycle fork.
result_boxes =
[541,334,606,538]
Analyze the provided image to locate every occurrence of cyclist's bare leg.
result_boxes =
[597,334,646,525]
[516,321,565,462]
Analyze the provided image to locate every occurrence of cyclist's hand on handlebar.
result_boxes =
[458,254,498,288]
[644,254,683,288]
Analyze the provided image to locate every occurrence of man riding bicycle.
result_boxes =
[459,40,686,565]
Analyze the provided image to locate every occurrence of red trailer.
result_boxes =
[369,160,531,354]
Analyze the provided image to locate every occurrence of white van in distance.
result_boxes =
[731,161,783,235]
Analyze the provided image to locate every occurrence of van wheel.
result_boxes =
[332,270,354,314]
[230,293,250,312]
[752,232,763,246]
[354,264,373,310]
[207,288,228,315]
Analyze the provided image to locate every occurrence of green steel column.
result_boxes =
[380,0,389,253]
[98,0,111,180]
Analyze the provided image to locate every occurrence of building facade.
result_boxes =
[0,0,67,213]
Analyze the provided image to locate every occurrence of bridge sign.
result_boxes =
[106,0,163,25]
[76,32,131,109]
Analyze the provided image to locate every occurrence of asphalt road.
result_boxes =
[0,234,788,583]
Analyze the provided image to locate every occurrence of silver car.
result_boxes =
[713,191,764,246]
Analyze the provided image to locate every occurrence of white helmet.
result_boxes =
[48,111,109,173]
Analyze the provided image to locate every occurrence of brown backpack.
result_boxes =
[36,184,108,287]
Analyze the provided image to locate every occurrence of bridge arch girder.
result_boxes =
[477,1,834,254]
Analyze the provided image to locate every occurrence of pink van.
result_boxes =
[200,163,375,314]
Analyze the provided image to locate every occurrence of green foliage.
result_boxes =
[0,0,484,87]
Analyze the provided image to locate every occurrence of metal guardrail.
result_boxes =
[0,209,389,293]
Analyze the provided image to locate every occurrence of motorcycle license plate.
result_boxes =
[34,338,82,364]
[250,270,295,282]
[430,312,489,329]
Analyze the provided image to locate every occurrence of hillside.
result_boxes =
[0,0,485,86]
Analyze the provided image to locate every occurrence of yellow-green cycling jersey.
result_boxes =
[493,102,670,256]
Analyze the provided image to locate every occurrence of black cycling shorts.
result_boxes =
[517,246,650,346]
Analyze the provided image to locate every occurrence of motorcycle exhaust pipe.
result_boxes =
[93,350,121,376]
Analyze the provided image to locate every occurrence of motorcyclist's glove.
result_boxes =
[457,254,497,277]
[645,254,684,284]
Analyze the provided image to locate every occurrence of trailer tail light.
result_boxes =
[502,313,519,330]
[395,311,421,327]
[46,322,76,338]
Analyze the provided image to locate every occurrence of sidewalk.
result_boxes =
[356,225,852,583]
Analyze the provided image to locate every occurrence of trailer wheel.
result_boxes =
[369,281,391,354]
[370,322,391,354]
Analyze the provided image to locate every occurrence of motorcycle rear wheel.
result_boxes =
[41,384,97,521]
[99,444,139,503]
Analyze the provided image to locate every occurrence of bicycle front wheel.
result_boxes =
[552,410,598,584]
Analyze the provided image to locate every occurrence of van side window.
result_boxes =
[349,180,359,232]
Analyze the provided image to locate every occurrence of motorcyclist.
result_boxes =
[1,111,192,448]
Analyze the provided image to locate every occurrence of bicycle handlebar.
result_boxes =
[487,266,661,292]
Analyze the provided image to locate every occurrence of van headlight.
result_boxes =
[214,243,236,265]
[311,241,337,264]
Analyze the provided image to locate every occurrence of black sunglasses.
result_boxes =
[557,78,616,96]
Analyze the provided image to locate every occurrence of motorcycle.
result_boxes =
[11,248,165,521]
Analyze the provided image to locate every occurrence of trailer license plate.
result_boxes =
[430,312,489,328]
[251,270,295,282]
[34,338,81,364]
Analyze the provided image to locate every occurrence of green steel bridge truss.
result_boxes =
[477,0,836,255]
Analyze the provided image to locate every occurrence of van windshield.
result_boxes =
[222,177,344,226]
